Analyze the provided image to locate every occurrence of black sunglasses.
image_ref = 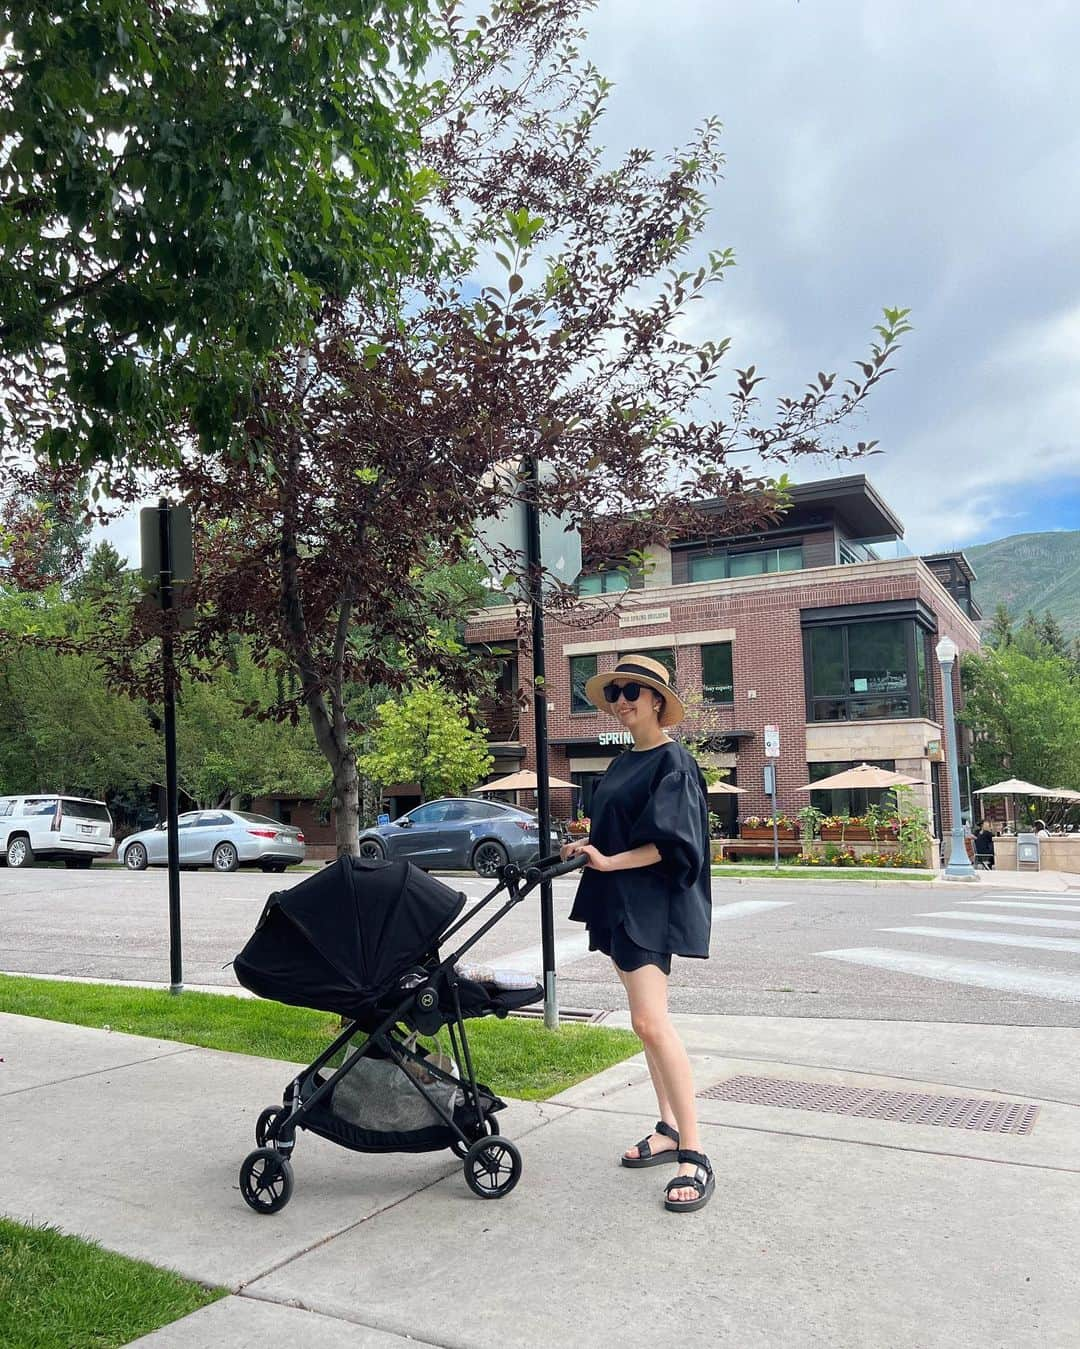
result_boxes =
[603,681,644,703]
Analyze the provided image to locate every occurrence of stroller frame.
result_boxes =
[240,851,584,1209]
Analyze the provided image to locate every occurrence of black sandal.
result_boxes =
[664,1149,715,1212]
[621,1119,680,1169]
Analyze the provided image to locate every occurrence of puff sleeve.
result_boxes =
[628,769,707,889]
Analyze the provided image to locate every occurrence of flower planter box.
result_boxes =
[740,827,797,841]
[819,826,898,842]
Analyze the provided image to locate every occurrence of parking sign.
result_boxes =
[764,725,780,758]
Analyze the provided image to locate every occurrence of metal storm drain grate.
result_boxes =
[509,1006,609,1024]
[697,1075,1040,1134]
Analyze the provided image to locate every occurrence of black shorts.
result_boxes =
[588,924,672,976]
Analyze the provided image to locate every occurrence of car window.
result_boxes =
[0,799,11,817]
[23,799,59,816]
[60,799,111,823]
[234,811,283,827]
[177,814,201,830]
[408,802,451,825]
[441,802,472,822]
[199,812,232,827]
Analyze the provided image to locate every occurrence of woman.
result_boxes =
[562,654,713,1213]
[973,820,995,870]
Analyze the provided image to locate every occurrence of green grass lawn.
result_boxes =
[0,1218,224,1349]
[0,974,639,1101]
[712,864,934,881]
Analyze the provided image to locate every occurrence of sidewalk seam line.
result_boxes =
[236,1289,459,1349]
[0,1046,198,1099]
[569,1102,1080,1174]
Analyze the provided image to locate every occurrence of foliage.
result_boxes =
[960,642,1080,794]
[821,845,859,866]
[892,786,933,866]
[0,0,437,468]
[796,804,825,839]
[741,815,794,830]
[359,681,494,802]
[963,533,1080,642]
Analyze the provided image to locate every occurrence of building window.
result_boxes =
[701,642,734,704]
[569,654,598,713]
[618,647,677,682]
[577,570,630,595]
[689,546,803,582]
[804,618,929,721]
[807,760,896,817]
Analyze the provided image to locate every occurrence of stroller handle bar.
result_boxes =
[525,851,588,884]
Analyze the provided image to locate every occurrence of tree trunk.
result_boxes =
[332,746,360,858]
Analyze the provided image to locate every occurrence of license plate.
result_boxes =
[79,825,94,835]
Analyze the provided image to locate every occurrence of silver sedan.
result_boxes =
[119,810,306,874]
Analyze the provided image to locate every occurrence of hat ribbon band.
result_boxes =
[610,662,675,690]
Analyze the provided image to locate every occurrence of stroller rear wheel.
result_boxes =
[255,1105,286,1149]
[463,1136,522,1199]
[240,1148,294,1214]
[451,1112,499,1161]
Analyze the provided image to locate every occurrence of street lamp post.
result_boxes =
[935,635,976,880]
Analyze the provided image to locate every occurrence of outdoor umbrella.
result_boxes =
[706,781,746,794]
[973,778,1058,833]
[796,764,921,792]
[471,771,578,793]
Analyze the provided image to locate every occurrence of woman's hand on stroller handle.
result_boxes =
[525,850,588,882]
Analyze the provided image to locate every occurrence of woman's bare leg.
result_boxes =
[615,966,679,1160]
[620,962,704,1202]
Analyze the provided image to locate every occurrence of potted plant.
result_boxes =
[567,812,590,838]
[797,805,825,852]
[740,814,797,840]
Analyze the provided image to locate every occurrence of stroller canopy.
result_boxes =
[234,856,466,1020]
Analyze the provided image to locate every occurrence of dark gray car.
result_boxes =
[358,798,563,877]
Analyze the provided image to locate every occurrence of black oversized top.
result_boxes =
[568,739,712,958]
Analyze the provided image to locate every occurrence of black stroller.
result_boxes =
[233,850,584,1212]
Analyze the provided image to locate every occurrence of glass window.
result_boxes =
[808,760,896,817]
[0,800,11,817]
[805,619,921,721]
[59,800,111,823]
[917,632,932,719]
[177,814,200,830]
[702,643,734,703]
[569,654,598,713]
[408,802,452,825]
[689,554,726,582]
[577,573,602,595]
[23,799,59,816]
[728,551,766,577]
[776,546,804,572]
[577,570,628,594]
[619,648,676,681]
[236,811,284,826]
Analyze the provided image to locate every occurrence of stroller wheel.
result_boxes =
[255,1105,285,1148]
[239,1148,294,1214]
[463,1136,522,1200]
[451,1113,500,1161]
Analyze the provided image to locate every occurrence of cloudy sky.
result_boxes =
[575,0,1080,550]
[103,1,1080,562]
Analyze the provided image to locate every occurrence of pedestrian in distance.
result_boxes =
[560,654,714,1213]
[973,820,996,870]
[1035,819,1052,839]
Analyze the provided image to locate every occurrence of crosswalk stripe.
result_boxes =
[712,900,791,923]
[961,900,1080,913]
[818,947,1080,1002]
[919,910,1080,931]
[885,925,1080,955]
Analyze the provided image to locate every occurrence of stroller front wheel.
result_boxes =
[240,1148,294,1214]
[463,1136,522,1199]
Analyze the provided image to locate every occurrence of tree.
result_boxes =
[1038,611,1068,657]
[12,1,910,857]
[0,0,437,468]
[359,682,493,803]
[960,645,1080,793]
[987,602,1013,649]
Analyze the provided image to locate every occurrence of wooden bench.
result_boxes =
[714,839,803,861]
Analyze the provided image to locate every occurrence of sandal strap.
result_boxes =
[655,1120,680,1143]
[677,1148,711,1173]
[632,1136,653,1159]
[665,1173,706,1198]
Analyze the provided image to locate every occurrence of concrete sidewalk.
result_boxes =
[3,1010,1079,1348]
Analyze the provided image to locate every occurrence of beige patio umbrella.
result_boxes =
[796,763,921,792]
[471,770,578,794]
[973,778,1059,833]
[706,780,746,794]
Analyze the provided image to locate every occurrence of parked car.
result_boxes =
[0,795,115,869]
[358,798,564,877]
[119,810,305,873]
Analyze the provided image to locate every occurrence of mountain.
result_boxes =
[961,531,1080,638]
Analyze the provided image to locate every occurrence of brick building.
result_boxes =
[465,475,981,844]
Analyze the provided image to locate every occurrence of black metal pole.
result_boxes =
[523,455,558,1028]
[158,499,183,993]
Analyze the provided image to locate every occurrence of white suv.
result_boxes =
[0,795,115,869]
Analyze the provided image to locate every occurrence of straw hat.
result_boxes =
[584,654,686,728]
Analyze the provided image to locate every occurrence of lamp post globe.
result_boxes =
[936,635,976,880]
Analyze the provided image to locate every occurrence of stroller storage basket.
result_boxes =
[234,850,586,1211]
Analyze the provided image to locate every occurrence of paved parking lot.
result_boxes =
[2,864,1080,1025]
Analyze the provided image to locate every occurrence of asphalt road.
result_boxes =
[2,865,1080,1026]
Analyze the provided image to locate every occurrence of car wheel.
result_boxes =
[212,842,239,873]
[6,836,34,869]
[472,840,508,878]
[124,843,148,871]
[358,839,385,862]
